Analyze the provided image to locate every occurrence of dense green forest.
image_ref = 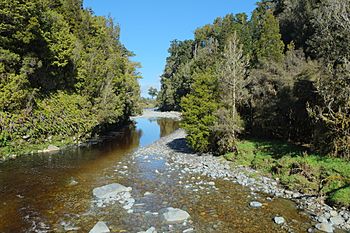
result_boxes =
[0,0,140,156]
[158,0,350,159]
[158,0,350,206]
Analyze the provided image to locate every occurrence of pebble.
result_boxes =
[330,210,338,217]
[249,201,262,208]
[89,221,110,233]
[330,215,345,225]
[183,228,194,233]
[162,207,190,223]
[273,216,285,225]
[317,216,328,223]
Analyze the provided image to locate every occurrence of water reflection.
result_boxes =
[0,118,179,233]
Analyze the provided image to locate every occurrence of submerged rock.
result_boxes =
[68,178,78,186]
[93,183,130,199]
[273,216,285,225]
[183,228,194,233]
[89,221,110,233]
[315,222,333,233]
[162,207,190,223]
[330,215,345,225]
[138,226,157,233]
[249,201,262,208]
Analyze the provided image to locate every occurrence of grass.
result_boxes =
[0,136,74,160]
[225,138,350,208]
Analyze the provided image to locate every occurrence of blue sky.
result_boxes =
[83,0,258,97]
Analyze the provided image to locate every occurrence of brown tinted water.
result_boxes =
[0,118,324,233]
[0,118,178,232]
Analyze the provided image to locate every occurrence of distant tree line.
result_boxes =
[157,0,350,159]
[0,0,141,151]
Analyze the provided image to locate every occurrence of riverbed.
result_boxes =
[0,113,337,232]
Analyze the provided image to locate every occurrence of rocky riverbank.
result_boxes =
[141,129,350,232]
[131,108,181,120]
[86,126,349,232]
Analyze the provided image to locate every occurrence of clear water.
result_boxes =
[0,117,333,233]
[0,118,178,232]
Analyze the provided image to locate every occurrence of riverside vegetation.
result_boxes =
[1,0,349,230]
[0,0,141,157]
[157,1,350,208]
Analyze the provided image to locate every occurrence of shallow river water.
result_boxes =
[0,117,325,232]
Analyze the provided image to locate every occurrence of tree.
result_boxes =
[0,0,141,152]
[307,0,350,64]
[148,87,158,99]
[213,32,248,154]
[251,9,284,65]
[308,60,350,158]
[158,40,194,111]
[181,71,218,153]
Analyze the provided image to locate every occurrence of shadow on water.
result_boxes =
[0,118,179,233]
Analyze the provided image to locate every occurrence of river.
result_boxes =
[0,118,178,232]
[0,116,332,233]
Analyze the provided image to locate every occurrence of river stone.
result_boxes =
[317,216,328,223]
[315,222,333,233]
[93,183,130,199]
[89,221,110,233]
[162,207,190,223]
[273,216,285,225]
[68,179,78,186]
[46,145,60,152]
[330,215,345,225]
[183,228,194,233]
[138,227,157,233]
[330,210,338,217]
[249,201,262,208]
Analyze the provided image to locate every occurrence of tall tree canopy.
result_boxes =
[0,0,141,153]
[159,0,350,159]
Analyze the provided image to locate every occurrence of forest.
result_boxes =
[0,0,141,156]
[158,0,350,206]
[158,0,349,158]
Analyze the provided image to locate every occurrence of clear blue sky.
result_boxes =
[83,0,258,97]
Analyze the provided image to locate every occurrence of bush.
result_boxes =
[33,92,98,139]
[328,187,350,207]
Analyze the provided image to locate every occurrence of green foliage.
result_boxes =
[35,92,97,138]
[0,92,96,145]
[308,61,350,158]
[227,138,350,207]
[251,9,284,64]
[181,71,219,153]
[329,187,350,207]
[158,40,194,111]
[159,0,349,158]
[148,87,158,99]
[0,0,140,157]
[307,0,350,64]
